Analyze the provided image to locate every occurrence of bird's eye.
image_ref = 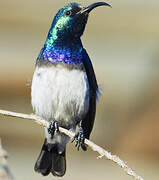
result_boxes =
[65,10,72,16]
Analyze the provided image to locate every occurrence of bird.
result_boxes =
[31,1,111,177]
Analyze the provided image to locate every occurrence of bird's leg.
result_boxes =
[48,120,59,138]
[72,122,87,151]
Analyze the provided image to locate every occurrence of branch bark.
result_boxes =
[0,109,144,180]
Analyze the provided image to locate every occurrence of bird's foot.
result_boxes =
[72,127,87,151]
[48,120,59,138]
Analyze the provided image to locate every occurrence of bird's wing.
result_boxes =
[82,49,99,139]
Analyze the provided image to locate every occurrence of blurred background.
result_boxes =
[0,0,159,179]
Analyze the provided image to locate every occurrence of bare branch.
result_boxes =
[0,138,14,180]
[0,109,144,180]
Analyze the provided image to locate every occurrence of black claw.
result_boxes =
[72,127,87,151]
[75,141,78,147]
[48,120,59,138]
[81,143,87,151]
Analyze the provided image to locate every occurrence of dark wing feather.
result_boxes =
[82,49,98,139]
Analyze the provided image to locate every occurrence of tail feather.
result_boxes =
[34,139,66,177]
[51,148,66,177]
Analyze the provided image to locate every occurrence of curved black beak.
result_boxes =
[77,2,111,15]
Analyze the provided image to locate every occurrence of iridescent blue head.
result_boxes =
[40,2,111,65]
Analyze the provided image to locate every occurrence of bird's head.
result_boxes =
[48,2,111,42]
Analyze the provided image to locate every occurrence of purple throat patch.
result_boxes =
[43,49,83,65]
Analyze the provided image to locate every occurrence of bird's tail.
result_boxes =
[34,139,66,177]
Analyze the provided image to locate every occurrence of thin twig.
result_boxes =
[0,138,14,180]
[0,109,144,180]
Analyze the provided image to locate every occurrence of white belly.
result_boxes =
[31,64,90,128]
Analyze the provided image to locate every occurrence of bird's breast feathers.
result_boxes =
[31,64,90,128]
